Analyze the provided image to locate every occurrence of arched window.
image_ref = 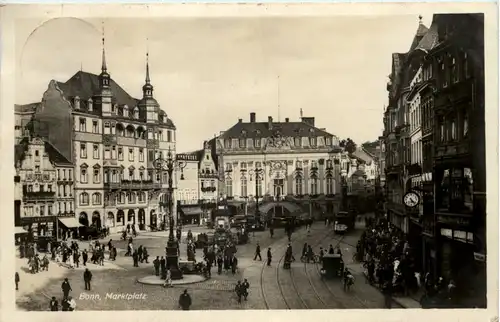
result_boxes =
[92,192,102,205]
[310,176,318,195]
[326,176,335,195]
[128,192,136,204]
[80,192,89,205]
[295,175,303,195]
[241,177,247,197]
[118,192,125,204]
[80,167,88,183]
[138,192,146,203]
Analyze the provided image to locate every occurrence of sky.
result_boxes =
[15,14,433,152]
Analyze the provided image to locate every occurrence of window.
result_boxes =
[295,176,303,195]
[226,179,233,197]
[463,112,469,137]
[167,130,172,142]
[451,120,457,140]
[309,137,317,146]
[117,147,124,160]
[47,184,52,192]
[92,193,102,205]
[118,192,125,204]
[104,147,111,160]
[92,120,99,133]
[255,138,261,148]
[225,163,232,171]
[241,177,248,197]
[128,192,136,203]
[80,143,87,158]
[463,52,470,78]
[326,176,335,195]
[451,57,458,83]
[139,148,144,162]
[80,168,88,183]
[439,117,445,142]
[139,171,144,181]
[241,162,247,170]
[310,177,318,194]
[224,139,232,149]
[35,165,40,172]
[296,160,302,169]
[326,160,333,169]
[79,118,86,132]
[112,146,117,159]
[294,137,302,147]
[104,122,111,134]
[35,150,39,157]
[440,61,447,88]
[325,137,332,146]
[93,144,99,159]
[93,168,100,183]
[80,192,89,205]
[239,138,246,148]
[311,160,318,169]
[138,192,146,203]
[129,169,134,180]
[128,148,134,161]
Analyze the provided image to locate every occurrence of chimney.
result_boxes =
[301,117,315,127]
[268,116,273,130]
[285,118,289,123]
[250,112,256,123]
[238,118,242,123]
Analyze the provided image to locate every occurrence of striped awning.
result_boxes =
[180,206,203,216]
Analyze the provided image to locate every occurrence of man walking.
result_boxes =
[83,268,92,291]
[267,247,272,266]
[242,278,250,301]
[15,272,19,291]
[153,256,160,276]
[254,243,262,261]
[178,289,192,310]
[61,278,72,299]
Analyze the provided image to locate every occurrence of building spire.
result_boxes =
[145,39,150,84]
[101,22,107,73]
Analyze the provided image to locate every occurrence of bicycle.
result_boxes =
[300,254,321,264]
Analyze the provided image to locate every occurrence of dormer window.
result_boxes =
[239,138,246,148]
[255,138,261,148]
[159,115,164,123]
[309,137,317,146]
[256,130,261,134]
[224,139,232,149]
[241,130,246,135]
[325,137,332,146]
[133,108,139,119]
[294,137,302,147]
[118,106,124,116]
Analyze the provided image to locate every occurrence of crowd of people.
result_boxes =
[357,217,456,307]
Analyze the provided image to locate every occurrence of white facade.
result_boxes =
[198,142,218,203]
[176,155,199,205]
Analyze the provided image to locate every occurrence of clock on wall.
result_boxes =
[403,191,420,208]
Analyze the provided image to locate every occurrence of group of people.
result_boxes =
[202,241,239,275]
[357,217,456,307]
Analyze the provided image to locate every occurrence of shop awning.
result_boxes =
[180,206,203,216]
[58,217,83,228]
[14,226,27,234]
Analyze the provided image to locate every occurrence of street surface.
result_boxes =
[16,219,389,310]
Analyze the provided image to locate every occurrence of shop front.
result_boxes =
[19,215,57,251]
[57,214,83,240]
[179,205,203,225]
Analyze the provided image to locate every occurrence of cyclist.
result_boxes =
[343,268,355,291]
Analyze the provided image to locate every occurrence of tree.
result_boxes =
[339,138,357,154]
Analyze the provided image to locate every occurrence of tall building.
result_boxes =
[23,40,177,233]
[382,14,485,307]
[214,112,344,216]
[14,136,75,248]
[175,153,202,225]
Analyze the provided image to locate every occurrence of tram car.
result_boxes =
[334,211,356,234]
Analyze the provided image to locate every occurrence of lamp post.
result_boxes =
[248,165,264,224]
[153,148,187,280]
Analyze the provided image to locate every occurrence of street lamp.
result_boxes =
[153,147,187,280]
[248,165,264,225]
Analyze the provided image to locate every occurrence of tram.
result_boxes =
[334,211,356,234]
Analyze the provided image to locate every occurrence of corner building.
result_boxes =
[28,46,177,233]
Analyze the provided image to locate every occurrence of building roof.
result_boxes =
[14,137,72,167]
[409,23,429,52]
[56,71,138,108]
[220,120,334,140]
[352,147,374,164]
[415,21,439,52]
[15,102,40,114]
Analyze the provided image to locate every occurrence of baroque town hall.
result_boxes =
[15,38,176,237]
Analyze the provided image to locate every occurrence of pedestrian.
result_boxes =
[74,251,80,268]
[82,249,88,266]
[61,298,69,311]
[15,272,20,291]
[235,281,243,303]
[242,278,250,301]
[163,268,172,288]
[217,256,223,275]
[49,296,59,311]
[83,268,92,291]
[328,244,334,254]
[267,247,272,266]
[153,256,160,276]
[160,256,166,279]
[108,239,113,252]
[67,296,76,311]
[231,256,238,274]
[142,247,149,263]
[61,278,72,299]
[270,227,274,238]
[254,243,262,261]
[178,289,192,310]
[138,245,143,263]
[132,251,139,267]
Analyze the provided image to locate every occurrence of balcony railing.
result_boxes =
[23,191,56,200]
[201,187,216,193]
[104,180,162,190]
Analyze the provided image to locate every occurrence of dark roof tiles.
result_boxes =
[221,121,334,139]
[14,137,72,167]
